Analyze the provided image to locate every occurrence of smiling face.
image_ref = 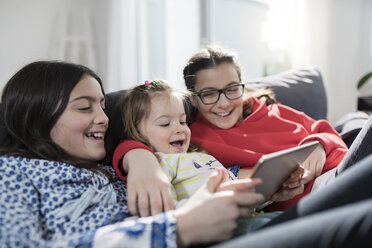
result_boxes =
[138,93,191,154]
[193,63,244,129]
[50,75,109,161]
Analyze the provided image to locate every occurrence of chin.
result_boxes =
[92,151,106,161]
[212,119,236,129]
[217,123,235,129]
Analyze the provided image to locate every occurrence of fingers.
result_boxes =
[161,187,175,212]
[301,169,313,184]
[238,207,254,218]
[218,178,262,192]
[137,190,150,217]
[283,166,304,188]
[131,186,175,217]
[127,188,138,216]
[205,168,224,193]
[149,190,163,216]
[235,192,265,207]
[272,184,304,202]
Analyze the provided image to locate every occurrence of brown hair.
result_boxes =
[183,44,276,118]
[121,80,198,152]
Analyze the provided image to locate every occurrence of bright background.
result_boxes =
[1,0,372,124]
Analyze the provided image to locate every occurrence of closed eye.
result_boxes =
[78,107,91,111]
[160,123,170,127]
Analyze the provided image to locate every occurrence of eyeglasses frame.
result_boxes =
[194,83,245,105]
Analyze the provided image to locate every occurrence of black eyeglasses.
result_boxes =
[194,83,245,105]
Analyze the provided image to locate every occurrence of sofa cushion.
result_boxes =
[247,68,327,120]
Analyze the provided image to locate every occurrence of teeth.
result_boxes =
[93,133,103,138]
[87,133,104,138]
[215,112,230,117]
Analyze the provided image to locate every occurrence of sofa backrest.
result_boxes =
[247,67,327,120]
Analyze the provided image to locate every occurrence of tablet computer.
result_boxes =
[250,141,320,206]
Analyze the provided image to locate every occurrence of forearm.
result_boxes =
[112,140,153,179]
[92,212,177,248]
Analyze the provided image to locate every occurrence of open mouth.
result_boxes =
[170,139,184,148]
[86,132,104,140]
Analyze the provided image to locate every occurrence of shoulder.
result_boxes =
[269,102,307,117]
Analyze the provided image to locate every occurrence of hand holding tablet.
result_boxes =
[249,141,320,206]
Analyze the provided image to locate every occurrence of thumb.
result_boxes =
[205,168,224,193]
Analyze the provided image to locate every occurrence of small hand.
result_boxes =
[175,168,264,247]
[124,149,174,217]
[300,143,326,184]
[271,165,305,202]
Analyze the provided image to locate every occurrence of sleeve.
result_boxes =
[274,104,348,156]
[273,104,348,171]
[266,105,348,211]
[0,161,77,247]
[112,140,153,180]
[83,212,177,248]
[0,159,177,248]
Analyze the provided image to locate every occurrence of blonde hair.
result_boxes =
[122,80,192,151]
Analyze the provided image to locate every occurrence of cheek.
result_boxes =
[185,128,191,140]
[51,118,89,142]
[196,100,213,115]
[61,119,90,134]
[234,99,244,114]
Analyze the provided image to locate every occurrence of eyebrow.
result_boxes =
[199,82,241,91]
[154,113,186,121]
[69,96,105,103]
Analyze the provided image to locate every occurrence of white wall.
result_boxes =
[305,0,372,123]
[0,0,108,91]
[207,0,268,79]
[0,0,59,91]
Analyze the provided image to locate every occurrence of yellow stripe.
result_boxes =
[177,166,193,172]
[178,153,194,162]
[177,188,199,199]
[159,161,177,172]
[174,175,203,189]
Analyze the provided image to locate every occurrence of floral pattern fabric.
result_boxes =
[0,156,177,248]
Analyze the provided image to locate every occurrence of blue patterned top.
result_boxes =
[0,156,177,248]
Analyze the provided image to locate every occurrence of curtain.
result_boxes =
[105,0,139,93]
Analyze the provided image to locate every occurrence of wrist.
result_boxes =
[175,210,192,247]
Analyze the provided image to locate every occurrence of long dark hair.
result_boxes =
[0,61,112,179]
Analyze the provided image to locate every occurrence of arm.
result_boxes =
[0,180,178,248]
[266,105,348,210]
[92,168,264,247]
[275,104,347,177]
[113,140,174,216]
